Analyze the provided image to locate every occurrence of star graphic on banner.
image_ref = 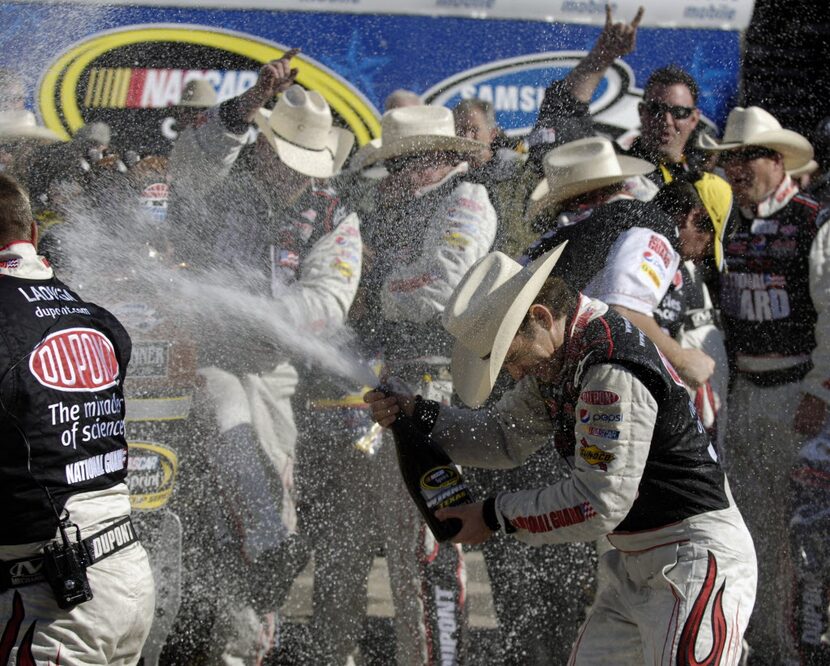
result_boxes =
[319,31,390,101]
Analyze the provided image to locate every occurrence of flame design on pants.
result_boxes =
[0,591,40,666]
[677,551,727,666]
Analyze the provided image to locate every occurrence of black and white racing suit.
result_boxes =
[429,296,757,665]
[0,241,154,665]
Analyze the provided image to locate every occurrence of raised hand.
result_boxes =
[595,4,644,61]
[254,48,301,99]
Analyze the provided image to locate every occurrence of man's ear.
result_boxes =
[29,220,38,247]
[528,303,555,331]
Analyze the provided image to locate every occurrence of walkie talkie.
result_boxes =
[42,520,93,609]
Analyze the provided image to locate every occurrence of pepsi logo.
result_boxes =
[579,408,590,424]
[30,327,119,392]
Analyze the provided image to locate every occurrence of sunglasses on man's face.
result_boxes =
[639,100,696,120]
[718,147,779,165]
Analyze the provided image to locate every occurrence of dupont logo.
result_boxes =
[29,327,119,392]
[579,390,620,406]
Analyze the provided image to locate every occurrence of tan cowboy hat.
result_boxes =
[441,243,568,408]
[789,159,819,179]
[361,105,488,167]
[528,137,654,218]
[254,84,355,179]
[0,110,61,143]
[698,106,813,171]
[179,79,217,108]
[348,138,387,178]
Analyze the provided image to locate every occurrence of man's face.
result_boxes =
[255,135,312,203]
[502,316,558,383]
[454,108,494,167]
[638,83,700,163]
[720,148,784,208]
[677,207,713,262]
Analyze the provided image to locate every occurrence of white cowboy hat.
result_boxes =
[179,79,217,108]
[441,243,568,408]
[788,159,819,179]
[0,110,61,143]
[361,105,488,167]
[254,84,355,179]
[698,106,813,171]
[528,136,654,218]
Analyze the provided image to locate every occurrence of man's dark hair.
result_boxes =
[453,98,497,130]
[644,66,699,105]
[521,274,579,329]
[0,174,34,244]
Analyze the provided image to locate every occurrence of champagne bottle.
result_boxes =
[385,390,474,541]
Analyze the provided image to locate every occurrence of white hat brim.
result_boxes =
[255,109,355,178]
[362,134,488,167]
[698,129,814,171]
[0,124,61,143]
[450,243,568,408]
[527,155,654,220]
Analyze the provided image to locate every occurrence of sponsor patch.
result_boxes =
[647,234,673,268]
[30,327,120,392]
[640,262,662,288]
[750,218,779,235]
[127,441,179,510]
[579,439,616,470]
[579,390,619,406]
[586,425,620,440]
[510,500,597,533]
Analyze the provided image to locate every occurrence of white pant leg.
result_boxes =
[1,542,155,666]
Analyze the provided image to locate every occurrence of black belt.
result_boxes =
[739,360,813,387]
[0,517,138,590]
[682,308,717,331]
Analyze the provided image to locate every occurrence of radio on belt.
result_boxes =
[42,521,93,610]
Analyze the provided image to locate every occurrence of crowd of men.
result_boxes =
[0,5,829,666]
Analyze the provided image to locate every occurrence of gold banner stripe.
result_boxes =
[84,68,97,108]
[91,67,104,107]
[100,68,114,109]
[125,396,192,421]
[117,68,130,108]
[108,69,120,107]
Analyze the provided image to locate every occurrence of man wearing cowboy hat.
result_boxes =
[521,135,717,392]
[298,104,497,665]
[167,49,363,662]
[0,109,61,186]
[366,244,757,665]
[700,105,830,664]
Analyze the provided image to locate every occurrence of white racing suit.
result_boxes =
[430,297,757,665]
[168,106,362,663]
[296,164,496,664]
[720,178,830,664]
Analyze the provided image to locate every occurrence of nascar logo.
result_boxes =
[126,441,179,511]
[38,26,381,146]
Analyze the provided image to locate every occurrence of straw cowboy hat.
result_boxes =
[441,243,568,408]
[528,136,654,218]
[0,110,61,143]
[179,79,217,108]
[698,106,813,171]
[254,84,354,179]
[361,105,488,167]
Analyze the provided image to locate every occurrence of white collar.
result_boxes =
[0,241,54,280]
[743,174,799,219]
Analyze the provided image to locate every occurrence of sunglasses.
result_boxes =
[639,100,696,120]
[718,147,779,164]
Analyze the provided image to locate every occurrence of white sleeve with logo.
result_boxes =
[380,181,497,323]
[584,228,681,316]
[494,363,657,546]
[293,210,363,328]
[802,218,830,404]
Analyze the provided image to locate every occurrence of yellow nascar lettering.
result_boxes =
[126,441,178,511]
[39,26,380,143]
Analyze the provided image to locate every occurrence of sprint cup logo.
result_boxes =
[127,441,178,510]
[38,25,380,152]
[423,52,639,137]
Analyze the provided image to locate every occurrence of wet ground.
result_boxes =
[278,549,503,664]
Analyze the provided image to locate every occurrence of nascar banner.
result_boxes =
[1,0,749,154]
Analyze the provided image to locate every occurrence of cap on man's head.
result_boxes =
[254,84,355,179]
[698,106,813,171]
